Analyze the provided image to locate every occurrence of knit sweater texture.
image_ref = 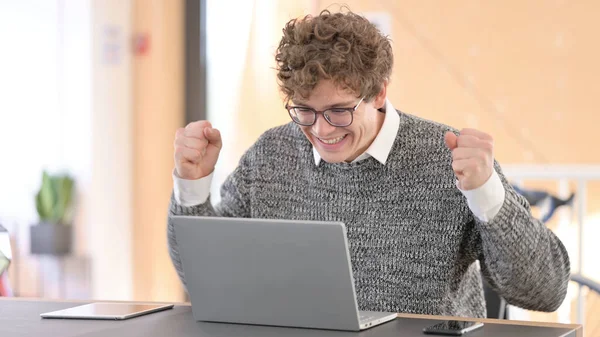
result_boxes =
[167,111,570,318]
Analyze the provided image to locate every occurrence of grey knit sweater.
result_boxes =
[167,111,570,318]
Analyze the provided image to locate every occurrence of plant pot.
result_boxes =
[30,223,72,256]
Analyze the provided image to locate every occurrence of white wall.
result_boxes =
[205,0,255,203]
[0,0,93,296]
[0,0,134,300]
[0,1,63,229]
[89,0,133,301]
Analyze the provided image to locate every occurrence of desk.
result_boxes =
[0,298,583,337]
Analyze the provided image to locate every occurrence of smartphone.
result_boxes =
[423,320,484,335]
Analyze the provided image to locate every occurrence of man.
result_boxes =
[167,10,569,318]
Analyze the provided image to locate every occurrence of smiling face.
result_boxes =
[293,80,387,163]
[275,10,394,162]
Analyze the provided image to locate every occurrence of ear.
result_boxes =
[373,80,388,109]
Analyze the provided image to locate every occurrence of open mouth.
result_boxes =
[317,135,347,145]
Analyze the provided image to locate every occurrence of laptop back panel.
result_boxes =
[174,216,361,331]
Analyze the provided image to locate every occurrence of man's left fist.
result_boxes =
[444,128,494,191]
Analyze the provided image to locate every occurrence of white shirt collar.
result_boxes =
[313,99,400,166]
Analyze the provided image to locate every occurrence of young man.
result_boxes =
[167,10,569,318]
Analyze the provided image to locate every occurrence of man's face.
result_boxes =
[292,80,386,163]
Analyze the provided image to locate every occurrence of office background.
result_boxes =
[0,0,598,334]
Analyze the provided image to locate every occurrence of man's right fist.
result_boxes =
[174,120,222,180]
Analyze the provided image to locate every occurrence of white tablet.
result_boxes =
[40,302,174,320]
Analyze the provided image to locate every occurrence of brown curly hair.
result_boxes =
[275,9,393,102]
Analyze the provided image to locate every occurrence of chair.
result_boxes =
[570,273,600,335]
[482,277,508,319]
[570,274,600,294]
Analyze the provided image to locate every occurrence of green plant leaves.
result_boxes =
[34,171,75,225]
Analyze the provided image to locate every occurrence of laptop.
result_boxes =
[173,216,397,331]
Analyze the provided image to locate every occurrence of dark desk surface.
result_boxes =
[0,298,582,337]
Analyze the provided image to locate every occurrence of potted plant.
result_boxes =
[30,171,76,256]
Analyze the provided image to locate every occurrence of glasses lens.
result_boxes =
[289,107,315,125]
[324,109,352,126]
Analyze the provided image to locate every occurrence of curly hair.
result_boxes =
[275,9,393,102]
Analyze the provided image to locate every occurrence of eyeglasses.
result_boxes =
[285,97,365,127]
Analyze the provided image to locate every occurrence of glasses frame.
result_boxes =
[285,97,365,127]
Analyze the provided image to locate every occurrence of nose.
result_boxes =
[312,114,337,136]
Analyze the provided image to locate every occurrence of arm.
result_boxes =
[445,128,570,311]
[167,120,253,291]
[166,157,252,291]
[477,161,570,311]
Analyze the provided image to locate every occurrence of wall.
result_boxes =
[206,0,317,201]
[0,0,94,298]
[90,0,134,300]
[332,1,598,165]
[131,0,185,302]
[0,0,137,301]
[212,0,600,164]
[89,0,186,302]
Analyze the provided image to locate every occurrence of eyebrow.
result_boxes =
[291,100,357,109]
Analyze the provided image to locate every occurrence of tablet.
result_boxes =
[40,302,174,320]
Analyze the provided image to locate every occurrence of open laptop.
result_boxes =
[173,216,397,331]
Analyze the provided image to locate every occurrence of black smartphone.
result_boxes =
[423,320,484,336]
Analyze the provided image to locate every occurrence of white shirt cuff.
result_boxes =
[172,169,213,206]
[457,169,506,222]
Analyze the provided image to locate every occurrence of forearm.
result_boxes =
[479,189,570,311]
